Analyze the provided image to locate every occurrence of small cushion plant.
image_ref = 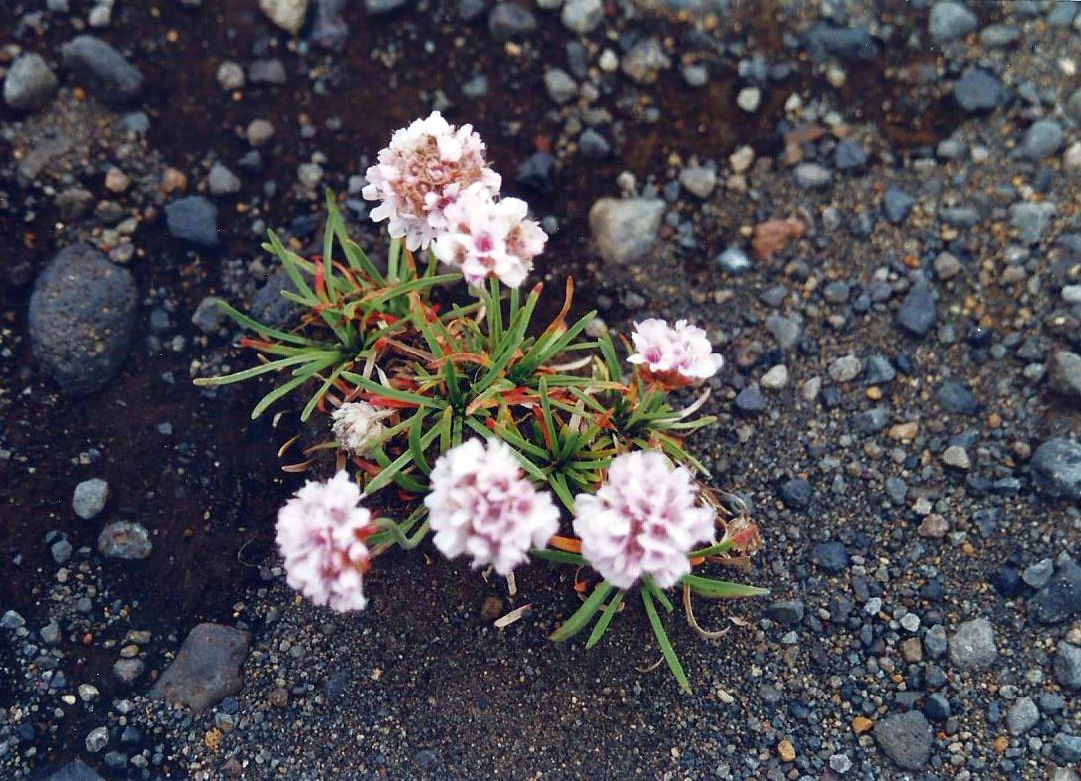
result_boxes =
[196,113,767,693]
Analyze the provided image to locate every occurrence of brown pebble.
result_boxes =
[480,596,503,623]
[269,687,289,708]
[917,514,949,539]
[777,739,796,762]
[901,637,923,663]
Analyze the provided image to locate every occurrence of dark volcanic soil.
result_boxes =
[4,0,1081,780]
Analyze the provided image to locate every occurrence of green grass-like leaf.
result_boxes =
[680,574,769,599]
[641,587,691,694]
[550,580,614,642]
[585,589,624,650]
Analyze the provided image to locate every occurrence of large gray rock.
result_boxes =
[874,710,932,770]
[28,244,138,394]
[61,35,144,105]
[589,198,664,264]
[149,623,251,712]
[1031,438,1081,500]
[3,53,59,112]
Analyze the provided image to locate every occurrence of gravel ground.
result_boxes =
[2,0,1081,779]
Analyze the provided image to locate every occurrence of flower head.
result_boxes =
[362,112,501,251]
[424,438,560,574]
[432,184,547,288]
[627,318,724,386]
[331,401,395,456]
[573,450,715,589]
[276,471,374,612]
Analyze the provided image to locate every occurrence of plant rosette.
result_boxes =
[195,112,767,693]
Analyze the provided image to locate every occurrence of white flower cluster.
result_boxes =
[573,450,715,589]
[627,318,724,386]
[364,111,546,288]
[425,438,559,574]
[276,471,374,612]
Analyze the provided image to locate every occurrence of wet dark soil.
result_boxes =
[0,0,970,771]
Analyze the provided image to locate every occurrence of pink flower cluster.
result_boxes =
[276,471,374,612]
[424,438,559,574]
[573,450,715,589]
[627,318,724,386]
[364,111,546,288]
[363,111,500,251]
[433,185,547,289]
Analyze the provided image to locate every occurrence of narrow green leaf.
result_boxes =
[680,574,770,599]
[340,372,446,409]
[550,581,614,642]
[266,229,317,304]
[215,300,316,346]
[364,424,441,494]
[300,363,348,422]
[585,590,624,650]
[530,548,586,566]
[251,354,337,419]
[642,575,675,613]
[687,539,735,558]
[598,331,623,381]
[194,351,337,386]
[641,587,691,694]
[408,410,431,475]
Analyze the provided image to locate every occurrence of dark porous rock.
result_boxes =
[1053,733,1081,765]
[61,35,144,105]
[28,243,137,395]
[250,269,301,329]
[810,540,848,573]
[98,521,152,559]
[515,152,556,193]
[149,623,251,713]
[896,283,938,338]
[803,25,878,62]
[1054,641,1081,690]
[834,139,867,171]
[882,187,915,224]
[953,67,1005,113]
[1031,438,1081,500]
[166,196,219,247]
[779,478,813,509]
[873,710,932,770]
[766,600,805,625]
[38,760,105,781]
[1031,559,1081,625]
[936,379,977,414]
[734,384,768,414]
